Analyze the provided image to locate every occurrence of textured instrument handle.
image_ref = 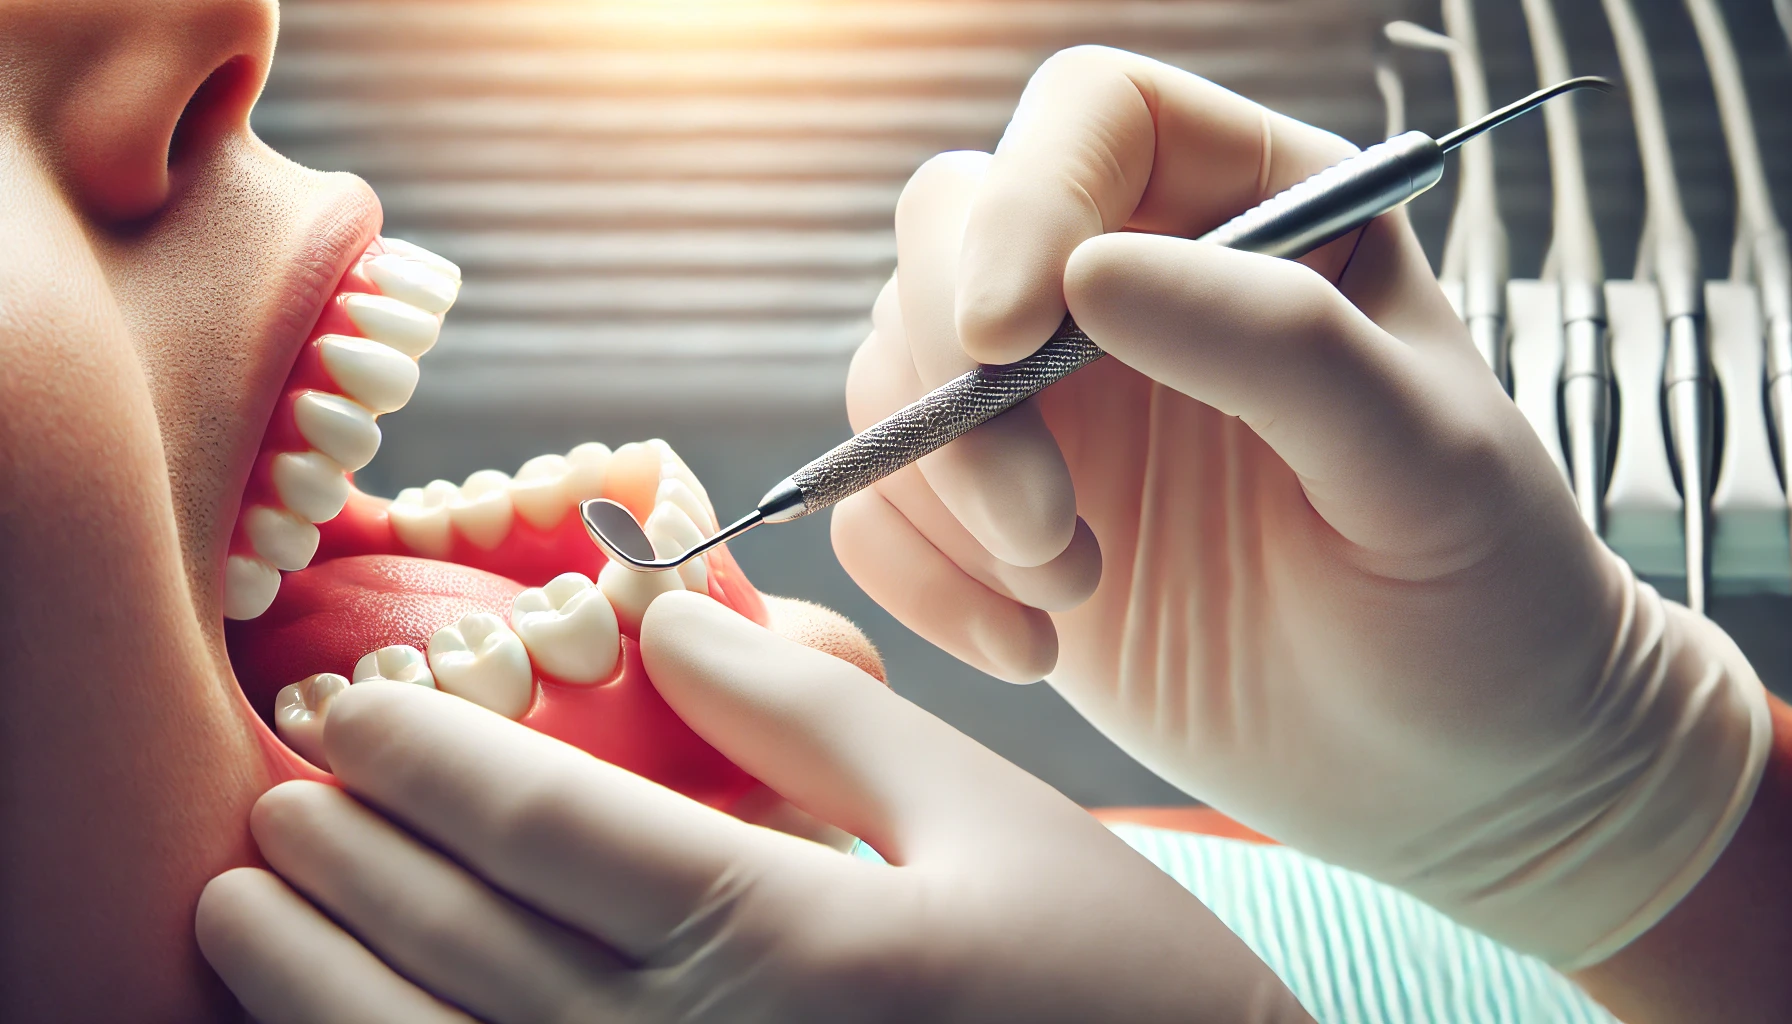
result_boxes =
[789,319,1105,515]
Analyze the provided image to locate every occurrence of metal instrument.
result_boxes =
[584,76,1614,572]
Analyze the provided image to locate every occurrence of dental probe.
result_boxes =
[584,76,1614,572]
[1603,0,1714,614]
[1522,0,1614,538]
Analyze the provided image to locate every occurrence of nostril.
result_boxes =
[169,55,259,172]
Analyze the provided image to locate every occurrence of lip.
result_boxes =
[220,174,382,579]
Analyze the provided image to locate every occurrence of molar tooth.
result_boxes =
[645,501,710,592]
[603,441,662,523]
[388,480,457,558]
[351,644,436,688]
[510,572,620,684]
[598,558,685,636]
[656,477,716,535]
[317,334,419,414]
[223,555,281,620]
[275,672,349,770]
[292,391,381,471]
[450,469,514,550]
[342,293,440,358]
[271,451,350,524]
[564,441,612,502]
[365,254,459,315]
[427,612,534,719]
[380,237,461,283]
[243,505,320,572]
[510,454,571,530]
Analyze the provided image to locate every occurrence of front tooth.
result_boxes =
[271,450,350,524]
[645,501,710,592]
[342,293,441,359]
[510,454,570,530]
[223,555,281,620]
[603,441,662,523]
[427,612,534,719]
[388,479,458,558]
[564,442,612,502]
[656,477,715,535]
[648,439,714,518]
[365,254,459,315]
[292,391,381,471]
[275,672,349,770]
[450,469,513,549]
[243,505,320,571]
[380,237,462,283]
[598,559,685,636]
[351,644,437,688]
[317,334,419,414]
[510,572,621,684]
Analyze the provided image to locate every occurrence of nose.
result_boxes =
[37,0,278,223]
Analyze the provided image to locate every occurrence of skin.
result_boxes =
[0,2,876,1020]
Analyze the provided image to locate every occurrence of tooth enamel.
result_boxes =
[317,334,420,414]
[603,441,663,521]
[271,450,350,524]
[380,237,461,283]
[351,644,437,688]
[656,477,716,536]
[427,612,534,719]
[365,254,459,315]
[646,501,711,592]
[648,439,714,518]
[343,293,441,358]
[243,505,321,571]
[223,555,281,620]
[292,391,381,471]
[388,479,458,558]
[450,469,514,550]
[598,558,685,636]
[275,672,349,770]
[510,572,621,684]
[510,454,571,530]
[564,442,612,502]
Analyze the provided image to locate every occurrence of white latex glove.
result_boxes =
[831,45,1771,969]
[196,591,1313,1024]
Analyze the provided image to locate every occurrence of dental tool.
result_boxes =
[1387,6,1512,390]
[1602,0,1714,614]
[1522,0,1614,538]
[1684,0,1792,575]
[1373,24,1408,138]
[584,77,1614,572]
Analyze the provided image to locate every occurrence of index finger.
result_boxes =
[957,45,1361,363]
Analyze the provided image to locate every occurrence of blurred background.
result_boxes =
[256,0,1792,806]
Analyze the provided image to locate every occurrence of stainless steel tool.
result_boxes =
[585,76,1613,572]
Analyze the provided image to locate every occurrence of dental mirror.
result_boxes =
[581,497,770,573]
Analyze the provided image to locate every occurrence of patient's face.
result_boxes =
[0,1,876,1018]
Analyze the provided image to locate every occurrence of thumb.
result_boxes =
[1064,228,1522,562]
[639,591,1070,865]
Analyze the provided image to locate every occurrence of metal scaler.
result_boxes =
[585,76,1614,572]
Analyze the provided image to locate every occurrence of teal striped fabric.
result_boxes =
[852,828,1617,1022]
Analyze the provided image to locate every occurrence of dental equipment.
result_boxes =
[585,77,1615,572]
[1684,0,1792,573]
[1387,7,1512,391]
[1373,24,1407,138]
[1602,0,1714,614]
[1522,0,1614,538]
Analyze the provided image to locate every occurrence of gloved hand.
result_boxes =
[195,591,1313,1024]
[831,45,1771,969]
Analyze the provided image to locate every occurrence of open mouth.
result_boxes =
[222,236,770,812]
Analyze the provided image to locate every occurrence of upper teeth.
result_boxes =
[427,612,534,719]
[510,572,620,684]
[224,238,459,621]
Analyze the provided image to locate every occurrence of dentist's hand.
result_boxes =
[832,45,1770,972]
[196,592,1312,1024]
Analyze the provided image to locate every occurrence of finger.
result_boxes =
[1064,228,1508,559]
[321,680,831,963]
[195,868,478,1024]
[895,149,1077,567]
[831,486,1057,683]
[640,591,1081,865]
[250,781,625,1024]
[956,45,1360,364]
